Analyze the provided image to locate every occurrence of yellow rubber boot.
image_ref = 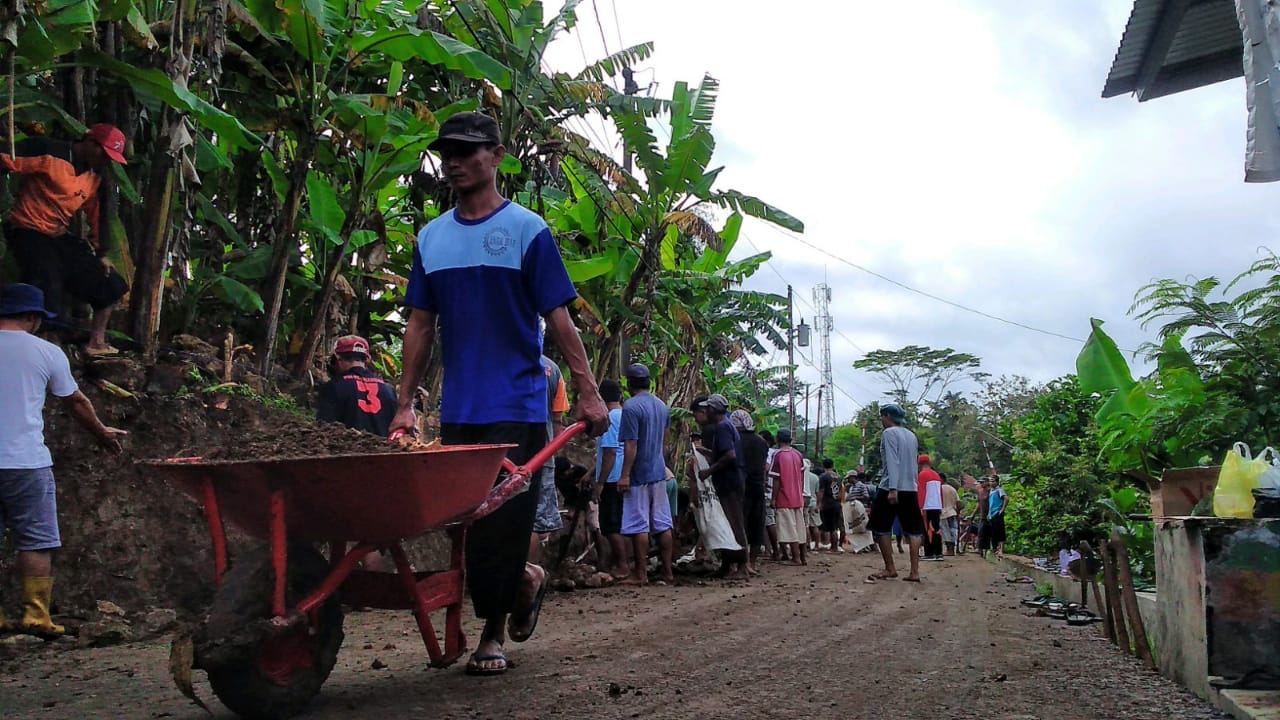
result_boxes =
[21,577,65,639]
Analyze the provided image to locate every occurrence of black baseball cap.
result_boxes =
[428,112,500,151]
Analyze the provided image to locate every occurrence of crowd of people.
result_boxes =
[554,391,1014,589]
[1,112,1012,681]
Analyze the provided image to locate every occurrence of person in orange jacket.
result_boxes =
[1,124,130,355]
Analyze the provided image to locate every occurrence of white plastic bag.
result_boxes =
[1258,447,1280,492]
[690,446,742,552]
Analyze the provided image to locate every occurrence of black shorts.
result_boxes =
[983,514,1007,545]
[819,506,842,533]
[6,226,129,313]
[441,422,544,620]
[868,488,925,538]
[598,482,624,535]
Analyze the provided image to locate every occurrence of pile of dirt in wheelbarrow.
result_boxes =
[0,362,446,631]
[196,416,415,461]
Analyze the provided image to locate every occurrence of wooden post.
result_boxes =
[1099,539,1125,649]
[1111,531,1156,670]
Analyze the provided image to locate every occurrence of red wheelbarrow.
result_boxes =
[145,423,584,719]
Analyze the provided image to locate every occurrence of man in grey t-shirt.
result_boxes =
[865,403,925,583]
[0,284,124,638]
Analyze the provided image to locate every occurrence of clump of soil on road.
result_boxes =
[198,417,410,461]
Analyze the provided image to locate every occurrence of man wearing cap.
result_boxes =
[317,335,398,437]
[917,454,944,562]
[695,394,750,579]
[731,409,767,575]
[392,111,607,676]
[866,403,925,583]
[0,284,125,638]
[1,125,130,355]
[617,364,674,585]
[768,428,807,565]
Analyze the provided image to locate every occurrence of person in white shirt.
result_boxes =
[0,284,124,638]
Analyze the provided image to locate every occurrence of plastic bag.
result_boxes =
[689,445,742,552]
[1258,447,1280,492]
[1214,442,1266,519]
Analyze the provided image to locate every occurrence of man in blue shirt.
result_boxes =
[696,394,750,580]
[617,364,674,584]
[592,379,629,579]
[391,112,607,677]
[985,476,1009,559]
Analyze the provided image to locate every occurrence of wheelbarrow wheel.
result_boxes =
[201,544,344,720]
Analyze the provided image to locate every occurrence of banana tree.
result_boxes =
[579,73,803,377]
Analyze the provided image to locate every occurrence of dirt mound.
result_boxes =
[0,359,437,624]
[198,417,412,461]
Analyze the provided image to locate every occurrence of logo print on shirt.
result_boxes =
[482,227,514,256]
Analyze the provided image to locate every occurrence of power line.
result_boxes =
[608,0,626,52]
[757,224,1093,346]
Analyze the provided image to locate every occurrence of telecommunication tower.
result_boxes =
[812,283,836,431]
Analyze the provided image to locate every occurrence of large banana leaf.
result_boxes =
[80,53,260,149]
[707,190,804,233]
[1076,318,1147,421]
[349,28,512,89]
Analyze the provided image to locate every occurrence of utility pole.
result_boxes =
[803,383,811,453]
[787,285,795,438]
[816,386,824,458]
[614,65,641,376]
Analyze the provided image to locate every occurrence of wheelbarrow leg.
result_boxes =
[387,543,446,663]
[445,526,467,660]
[270,488,288,618]
[200,478,228,584]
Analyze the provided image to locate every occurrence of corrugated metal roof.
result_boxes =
[1102,0,1243,101]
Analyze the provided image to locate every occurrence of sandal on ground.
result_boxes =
[465,652,512,676]
[1044,601,1080,619]
[507,571,549,644]
[85,344,120,356]
[901,576,922,583]
[1066,609,1103,626]
[1021,594,1057,608]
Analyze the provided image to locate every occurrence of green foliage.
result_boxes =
[853,345,985,409]
[1000,376,1114,556]
[1099,487,1154,584]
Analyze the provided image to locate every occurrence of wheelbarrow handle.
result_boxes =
[471,422,587,522]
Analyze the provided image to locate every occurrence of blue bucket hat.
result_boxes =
[0,284,56,319]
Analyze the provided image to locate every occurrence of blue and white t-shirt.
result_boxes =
[595,407,623,484]
[405,201,577,425]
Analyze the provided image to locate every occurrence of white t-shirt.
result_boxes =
[923,480,943,510]
[0,330,78,469]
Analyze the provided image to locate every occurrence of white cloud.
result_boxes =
[544,1,1280,422]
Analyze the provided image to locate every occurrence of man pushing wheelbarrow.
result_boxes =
[390,111,608,676]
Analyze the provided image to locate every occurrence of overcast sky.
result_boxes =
[544,1,1278,424]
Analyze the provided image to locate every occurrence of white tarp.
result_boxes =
[1237,0,1280,182]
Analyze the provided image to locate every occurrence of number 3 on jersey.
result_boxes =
[354,378,382,414]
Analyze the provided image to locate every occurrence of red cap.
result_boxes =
[918,454,932,466]
[333,335,370,357]
[86,124,127,164]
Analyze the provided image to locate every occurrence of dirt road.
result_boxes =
[2,552,1227,720]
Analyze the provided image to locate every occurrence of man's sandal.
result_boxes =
[508,573,549,643]
[465,652,512,676]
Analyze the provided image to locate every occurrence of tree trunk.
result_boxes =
[257,147,312,376]
[129,134,176,356]
[1111,532,1155,669]
[290,212,358,378]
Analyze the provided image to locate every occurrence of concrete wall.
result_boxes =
[1156,519,1209,698]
